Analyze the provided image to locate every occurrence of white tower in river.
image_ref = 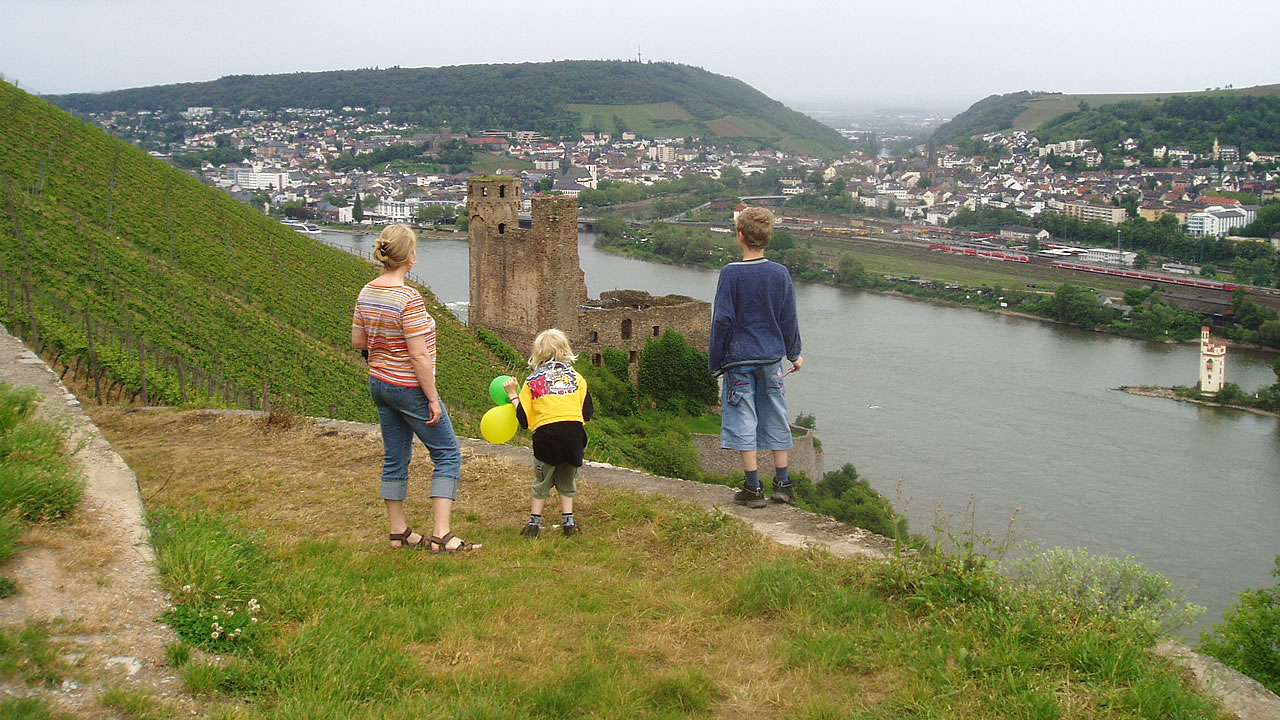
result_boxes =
[1199,326,1227,393]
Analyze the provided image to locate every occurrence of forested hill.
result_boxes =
[932,84,1280,153]
[47,61,850,157]
[0,80,507,424]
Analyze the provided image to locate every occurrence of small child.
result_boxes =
[503,329,594,538]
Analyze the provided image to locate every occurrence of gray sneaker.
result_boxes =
[519,522,540,539]
[733,486,767,508]
[770,484,796,505]
[562,523,581,538]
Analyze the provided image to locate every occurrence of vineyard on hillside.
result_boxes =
[0,81,507,426]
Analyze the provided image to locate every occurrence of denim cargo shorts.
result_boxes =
[720,361,793,452]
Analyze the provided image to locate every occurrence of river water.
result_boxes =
[326,230,1280,639]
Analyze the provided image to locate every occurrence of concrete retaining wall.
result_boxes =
[692,425,824,480]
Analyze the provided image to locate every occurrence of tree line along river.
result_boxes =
[324,229,1280,640]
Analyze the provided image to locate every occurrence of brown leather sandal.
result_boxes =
[389,527,429,549]
[428,531,479,554]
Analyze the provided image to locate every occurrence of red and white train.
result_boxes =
[1048,261,1241,291]
[929,243,1030,263]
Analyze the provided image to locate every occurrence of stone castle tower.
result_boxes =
[1199,325,1227,393]
[467,175,710,373]
[467,176,588,353]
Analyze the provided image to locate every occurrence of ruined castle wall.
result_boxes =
[577,301,710,369]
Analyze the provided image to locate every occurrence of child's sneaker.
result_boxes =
[562,523,581,538]
[519,522,540,539]
[770,484,796,505]
[733,486,767,508]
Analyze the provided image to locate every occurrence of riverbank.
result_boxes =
[312,222,462,239]
[1114,385,1280,418]
[596,239,1280,356]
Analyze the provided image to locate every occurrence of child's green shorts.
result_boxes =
[532,460,579,499]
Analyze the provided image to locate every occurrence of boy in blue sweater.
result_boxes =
[709,206,804,508]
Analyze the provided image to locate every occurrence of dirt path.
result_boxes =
[0,327,203,717]
[1,323,1278,719]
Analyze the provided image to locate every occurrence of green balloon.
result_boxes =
[489,375,515,405]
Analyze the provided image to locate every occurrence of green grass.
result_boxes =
[0,382,83,580]
[0,622,74,688]
[468,151,533,174]
[0,697,74,720]
[569,101,702,138]
[115,411,1227,719]
[100,687,178,720]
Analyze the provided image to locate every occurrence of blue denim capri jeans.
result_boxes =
[369,376,463,501]
[720,361,794,452]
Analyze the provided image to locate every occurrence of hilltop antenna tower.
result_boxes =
[637,45,642,63]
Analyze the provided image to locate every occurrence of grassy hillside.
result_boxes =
[0,80,508,425]
[933,83,1280,146]
[1012,84,1280,132]
[75,407,1228,720]
[48,61,850,157]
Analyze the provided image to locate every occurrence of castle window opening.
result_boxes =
[499,185,506,198]
[498,223,506,235]
[629,351,637,363]
[621,319,632,339]
[589,331,598,343]
[481,187,489,197]
[652,325,660,337]
[592,353,602,365]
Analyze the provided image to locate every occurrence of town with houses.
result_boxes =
[87,104,1280,267]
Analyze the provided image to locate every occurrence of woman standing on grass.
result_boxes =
[351,224,479,553]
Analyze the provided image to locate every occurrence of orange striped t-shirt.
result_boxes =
[352,283,436,387]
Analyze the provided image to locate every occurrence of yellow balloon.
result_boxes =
[480,403,518,444]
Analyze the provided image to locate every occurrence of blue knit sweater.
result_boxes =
[708,258,801,375]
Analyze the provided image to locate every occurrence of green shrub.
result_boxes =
[587,412,703,480]
[576,353,636,417]
[803,464,907,540]
[1214,382,1246,404]
[635,428,702,481]
[1200,555,1280,693]
[1004,547,1204,634]
[637,330,717,412]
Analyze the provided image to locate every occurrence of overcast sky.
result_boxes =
[2,0,1277,113]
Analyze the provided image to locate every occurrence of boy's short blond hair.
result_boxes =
[736,207,774,250]
[528,328,577,367]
